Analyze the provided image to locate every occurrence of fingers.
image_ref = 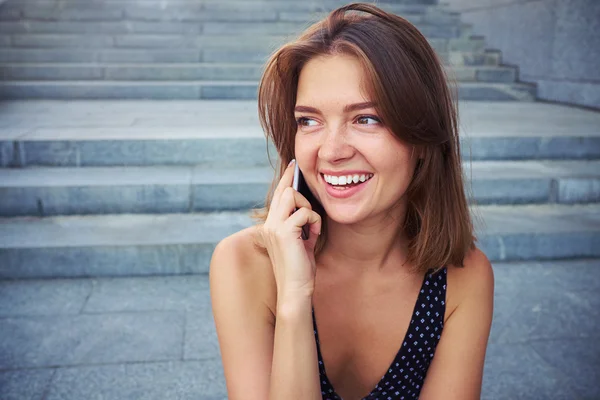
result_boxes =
[271,187,312,222]
[286,207,322,239]
[271,159,296,211]
[266,159,320,241]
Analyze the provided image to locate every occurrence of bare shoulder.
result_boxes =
[211,225,269,276]
[419,250,494,399]
[210,225,277,320]
[445,246,495,321]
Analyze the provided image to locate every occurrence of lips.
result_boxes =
[321,173,372,199]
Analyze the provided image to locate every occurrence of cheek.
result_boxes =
[374,143,415,170]
[295,135,319,161]
[375,146,418,187]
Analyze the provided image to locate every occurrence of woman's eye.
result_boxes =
[296,117,318,127]
[296,116,381,127]
[356,115,381,125]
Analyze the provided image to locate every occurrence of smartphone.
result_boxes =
[292,162,311,240]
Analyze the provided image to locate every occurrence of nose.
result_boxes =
[317,123,355,163]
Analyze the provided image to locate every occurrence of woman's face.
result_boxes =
[294,53,419,225]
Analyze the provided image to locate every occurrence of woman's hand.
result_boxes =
[259,160,323,307]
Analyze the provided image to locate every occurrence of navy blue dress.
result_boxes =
[311,266,448,399]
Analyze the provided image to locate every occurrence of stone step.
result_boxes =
[0,80,536,100]
[0,6,457,24]
[0,20,463,38]
[458,82,535,101]
[4,132,597,167]
[1,161,599,217]
[454,65,517,83]
[2,34,485,53]
[0,63,518,83]
[1,100,597,166]
[5,34,290,49]
[272,10,460,25]
[0,63,265,81]
[0,1,439,21]
[4,131,597,167]
[2,132,597,169]
[450,50,501,67]
[198,0,439,9]
[204,21,461,37]
[0,204,598,278]
[0,47,500,65]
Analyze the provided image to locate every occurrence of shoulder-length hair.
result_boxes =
[251,2,475,274]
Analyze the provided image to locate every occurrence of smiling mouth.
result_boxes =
[321,173,374,190]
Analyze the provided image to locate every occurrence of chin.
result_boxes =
[323,205,367,225]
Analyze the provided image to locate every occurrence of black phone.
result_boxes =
[292,162,311,240]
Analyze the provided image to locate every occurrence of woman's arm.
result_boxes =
[270,293,321,399]
[210,231,321,400]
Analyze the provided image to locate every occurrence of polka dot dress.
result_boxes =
[311,266,447,400]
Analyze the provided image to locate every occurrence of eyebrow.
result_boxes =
[294,101,377,114]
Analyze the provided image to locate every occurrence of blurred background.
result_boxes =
[0,0,598,399]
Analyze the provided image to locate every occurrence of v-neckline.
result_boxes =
[311,268,433,400]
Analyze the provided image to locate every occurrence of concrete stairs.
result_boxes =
[0,0,536,100]
[0,100,599,279]
[1,162,600,217]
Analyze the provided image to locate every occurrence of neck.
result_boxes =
[319,203,412,278]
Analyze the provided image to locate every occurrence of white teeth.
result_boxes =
[323,173,373,186]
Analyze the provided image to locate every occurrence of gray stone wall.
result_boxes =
[444,0,600,109]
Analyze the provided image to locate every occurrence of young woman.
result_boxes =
[210,3,494,399]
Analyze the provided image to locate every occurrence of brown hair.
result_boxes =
[251,2,475,274]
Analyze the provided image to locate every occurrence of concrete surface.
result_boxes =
[0,259,599,399]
